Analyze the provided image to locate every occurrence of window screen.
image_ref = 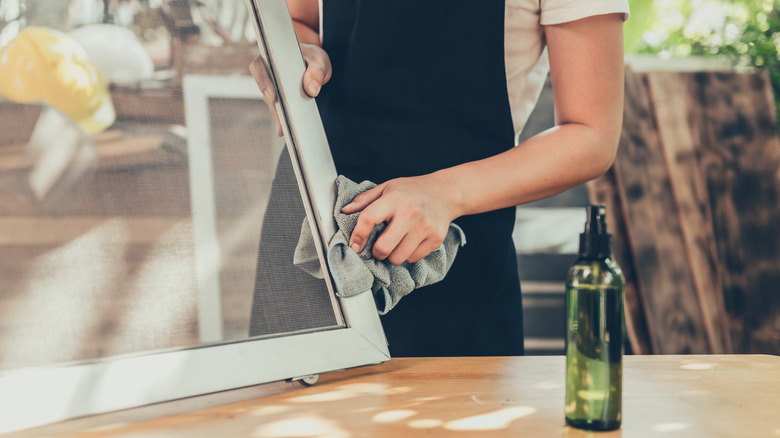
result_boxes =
[0,70,342,372]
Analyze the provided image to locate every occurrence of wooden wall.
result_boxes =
[589,70,780,354]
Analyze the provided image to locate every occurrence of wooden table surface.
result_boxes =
[45,355,780,437]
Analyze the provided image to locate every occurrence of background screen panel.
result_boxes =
[0,91,342,371]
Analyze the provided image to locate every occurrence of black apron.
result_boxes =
[317,0,525,356]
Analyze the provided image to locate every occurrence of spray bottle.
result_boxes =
[564,204,625,431]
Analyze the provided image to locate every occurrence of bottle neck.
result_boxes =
[578,233,612,259]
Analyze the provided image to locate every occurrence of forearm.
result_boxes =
[342,119,622,263]
[440,13,626,218]
[441,122,620,218]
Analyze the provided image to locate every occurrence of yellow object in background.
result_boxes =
[0,26,115,134]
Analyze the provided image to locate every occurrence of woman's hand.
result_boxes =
[249,43,332,136]
[342,173,461,266]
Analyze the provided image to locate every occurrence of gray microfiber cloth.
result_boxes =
[293,175,466,315]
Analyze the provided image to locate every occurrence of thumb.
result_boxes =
[301,44,332,97]
[304,65,325,97]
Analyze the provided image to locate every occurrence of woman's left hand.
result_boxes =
[341,173,460,265]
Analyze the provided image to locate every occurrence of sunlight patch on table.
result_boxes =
[372,409,417,423]
[680,362,716,371]
[535,380,564,389]
[287,383,390,403]
[254,415,350,438]
[444,407,536,431]
[408,419,444,429]
[410,396,442,403]
[388,386,412,394]
[652,422,690,432]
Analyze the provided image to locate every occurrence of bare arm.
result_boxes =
[287,0,320,45]
[344,13,625,265]
[447,12,625,213]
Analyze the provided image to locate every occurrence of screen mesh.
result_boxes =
[0,105,201,370]
[0,92,342,371]
[207,97,341,339]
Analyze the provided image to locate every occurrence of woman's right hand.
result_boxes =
[249,43,332,137]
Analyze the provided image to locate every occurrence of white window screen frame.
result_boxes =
[0,0,389,433]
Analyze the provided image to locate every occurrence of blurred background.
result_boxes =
[625,0,779,124]
[0,0,779,365]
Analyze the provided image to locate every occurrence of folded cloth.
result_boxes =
[293,175,466,315]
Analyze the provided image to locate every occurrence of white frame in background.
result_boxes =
[0,0,389,432]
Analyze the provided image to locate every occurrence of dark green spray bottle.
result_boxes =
[564,205,625,431]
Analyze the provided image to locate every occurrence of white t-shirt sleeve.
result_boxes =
[540,0,630,25]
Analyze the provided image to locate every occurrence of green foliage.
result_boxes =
[625,0,780,125]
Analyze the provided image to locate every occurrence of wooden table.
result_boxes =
[34,355,780,437]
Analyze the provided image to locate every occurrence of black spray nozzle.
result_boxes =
[579,204,612,258]
[584,204,608,235]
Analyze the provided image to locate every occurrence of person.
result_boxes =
[249,0,630,357]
